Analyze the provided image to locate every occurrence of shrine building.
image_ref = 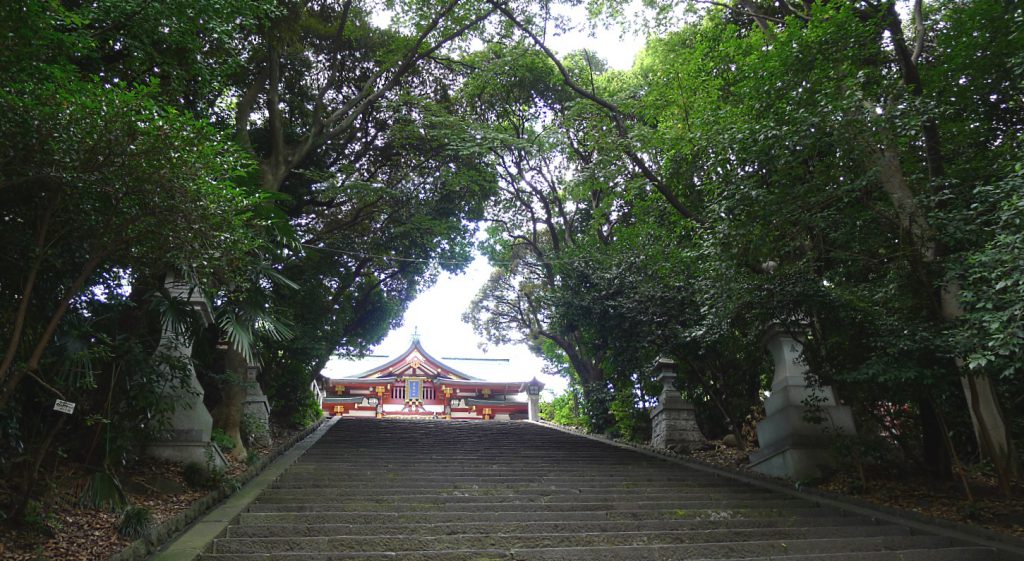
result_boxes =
[318,337,543,420]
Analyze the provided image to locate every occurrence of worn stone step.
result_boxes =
[256,491,775,504]
[237,507,841,526]
[201,549,997,561]
[200,537,982,560]
[270,479,733,490]
[212,525,912,554]
[257,485,765,498]
[271,476,737,488]
[246,498,814,513]
[226,516,876,538]
[504,537,969,560]
[199,419,1009,561]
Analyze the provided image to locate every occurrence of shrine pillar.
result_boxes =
[650,357,704,452]
[749,324,857,480]
[147,272,227,468]
[442,386,453,420]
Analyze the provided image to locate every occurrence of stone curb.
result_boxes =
[533,420,1024,561]
[104,416,330,561]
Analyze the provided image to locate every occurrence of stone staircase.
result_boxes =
[201,419,1008,560]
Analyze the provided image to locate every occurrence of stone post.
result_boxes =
[242,363,272,446]
[146,272,227,469]
[525,377,544,422]
[650,357,704,452]
[749,324,856,480]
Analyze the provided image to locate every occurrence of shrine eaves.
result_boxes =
[317,337,543,421]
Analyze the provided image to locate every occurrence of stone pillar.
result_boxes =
[749,324,856,480]
[147,272,227,469]
[650,357,704,452]
[525,377,544,422]
[242,364,272,446]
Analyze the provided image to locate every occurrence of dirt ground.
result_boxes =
[689,440,1024,539]
[0,422,304,561]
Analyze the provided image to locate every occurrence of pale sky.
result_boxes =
[329,5,648,397]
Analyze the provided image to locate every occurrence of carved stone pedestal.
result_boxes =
[650,357,704,452]
[242,364,272,446]
[146,272,226,469]
[749,324,855,480]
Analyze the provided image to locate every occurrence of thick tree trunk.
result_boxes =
[876,140,1017,485]
[876,1,1017,484]
[212,347,248,462]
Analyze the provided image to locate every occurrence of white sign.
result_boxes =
[53,399,76,415]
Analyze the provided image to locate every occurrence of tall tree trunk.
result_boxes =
[212,347,248,461]
[878,1,1017,484]
[918,398,951,477]
[876,139,1017,486]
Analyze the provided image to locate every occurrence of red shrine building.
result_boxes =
[318,338,543,420]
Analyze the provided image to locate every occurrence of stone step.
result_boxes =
[270,479,733,490]
[236,507,850,526]
[212,525,912,554]
[198,419,1006,561]
[256,491,776,504]
[270,476,735,487]
[257,485,767,498]
[245,498,814,513]
[226,516,876,538]
[281,468,714,477]
[199,538,991,561]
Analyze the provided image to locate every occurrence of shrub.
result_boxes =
[118,505,153,539]
[246,449,261,466]
[240,413,269,447]
[78,471,128,512]
[211,428,235,451]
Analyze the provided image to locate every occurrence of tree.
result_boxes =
[474,0,1022,487]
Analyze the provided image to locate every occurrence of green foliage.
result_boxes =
[469,0,1024,472]
[182,461,233,490]
[240,413,270,448]
[264,365,323,429]
[211,428,236,452]
[246,449,262,467]
[540,390,588,428]
[78,471,128,512]
[117,506,153,539]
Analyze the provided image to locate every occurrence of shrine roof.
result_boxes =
[322,338,531,384]
[465,398,528,407]
[322,396,364,404]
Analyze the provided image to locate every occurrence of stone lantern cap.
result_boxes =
[653,356,677,384]
[165,271,214,325]
[525,377,544,396]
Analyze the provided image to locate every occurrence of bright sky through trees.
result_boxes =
[323,11,647,394]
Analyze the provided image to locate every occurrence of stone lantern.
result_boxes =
[650,356,704,452]
[525,377,544,422]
